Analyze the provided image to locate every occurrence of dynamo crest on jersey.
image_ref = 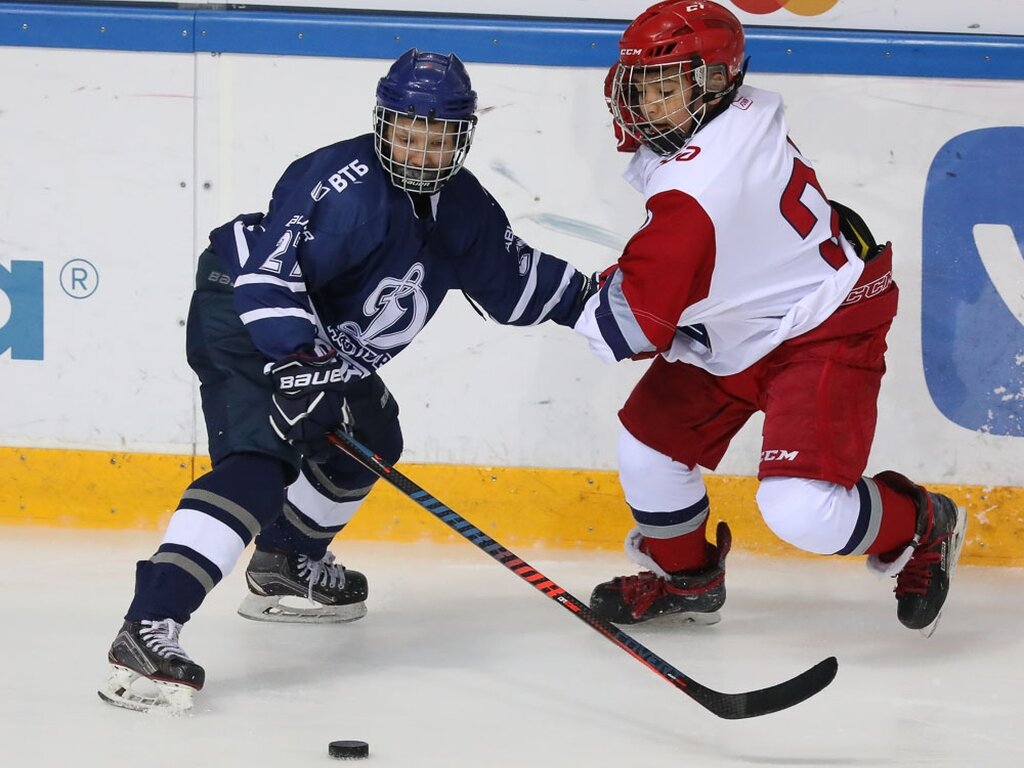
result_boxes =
[518,250,532,276]
[327,262,430,371]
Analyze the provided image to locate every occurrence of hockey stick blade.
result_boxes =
[675,655,837,719]
[328,430,837,719]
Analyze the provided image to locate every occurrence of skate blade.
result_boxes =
[678,610,721,626]
[919,506,968,639]
[621,610,721,629]
[98,665,196,714]
[662,609,721,627]
[237,593,367,624]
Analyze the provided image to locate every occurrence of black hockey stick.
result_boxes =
[328,430,838,719]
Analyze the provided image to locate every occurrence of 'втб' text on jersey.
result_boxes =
[208,133,588,380]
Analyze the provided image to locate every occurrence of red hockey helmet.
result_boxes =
[604,63,641,153]
[609,1,745,155]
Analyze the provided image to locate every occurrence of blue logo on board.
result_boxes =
[922,127,1024,436]
[0,260,44,360]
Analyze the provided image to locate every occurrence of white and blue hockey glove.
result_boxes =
[268,351,354,460]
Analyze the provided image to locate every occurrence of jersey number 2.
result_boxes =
[780,158,846,270]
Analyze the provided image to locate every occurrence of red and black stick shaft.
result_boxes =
[329,430,837,719]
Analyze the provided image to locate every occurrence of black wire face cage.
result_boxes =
[373,107,477,194]
[611,59,718,156]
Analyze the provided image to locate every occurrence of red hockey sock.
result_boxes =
[642,517,713,573]
[864,474,918,554]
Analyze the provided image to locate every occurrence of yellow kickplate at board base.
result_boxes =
[1,446,1021,566]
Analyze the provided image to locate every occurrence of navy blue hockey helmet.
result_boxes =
[373,49,478,194]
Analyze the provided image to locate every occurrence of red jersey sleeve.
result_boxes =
[617,189,716,350]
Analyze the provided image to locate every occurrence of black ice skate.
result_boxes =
[238,549,368,623]
[590,522,731,625]
[869,472,967,636]
[98,619,205,713]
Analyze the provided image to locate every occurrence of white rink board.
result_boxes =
[0,47,197,452]
[81,0,1024,35]
[1,46,1023,487]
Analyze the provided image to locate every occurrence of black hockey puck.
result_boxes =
[328,740,369,760]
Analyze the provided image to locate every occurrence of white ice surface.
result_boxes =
[2,526,1022,768]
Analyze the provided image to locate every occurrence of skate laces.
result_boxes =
[139,619,192,661]
[620,572,677,621]
[618,565,724,620]
[895,509,949,598]
[297,552,346,602]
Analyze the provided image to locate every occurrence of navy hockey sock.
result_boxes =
[864,473,918,554]
[126,453,288,623]
[254,450,391,559]
[254,503,350,561]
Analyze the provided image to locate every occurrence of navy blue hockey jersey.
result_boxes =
[208,134,586,383]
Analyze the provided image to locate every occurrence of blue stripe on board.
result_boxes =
[2,3,194,53]
[197,9,617,68]
[1,3,1023,79]
[748,27,1024,80]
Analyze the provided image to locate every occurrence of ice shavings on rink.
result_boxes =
[2,526,1022,767]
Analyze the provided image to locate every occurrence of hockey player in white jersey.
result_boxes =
[575,0,965,631]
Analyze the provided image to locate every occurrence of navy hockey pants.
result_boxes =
[124,248,401,623]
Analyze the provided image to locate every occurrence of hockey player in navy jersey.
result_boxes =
[99,49,595,712]
[574,1,966,632]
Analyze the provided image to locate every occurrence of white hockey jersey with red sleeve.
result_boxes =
[575,85,865,376]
